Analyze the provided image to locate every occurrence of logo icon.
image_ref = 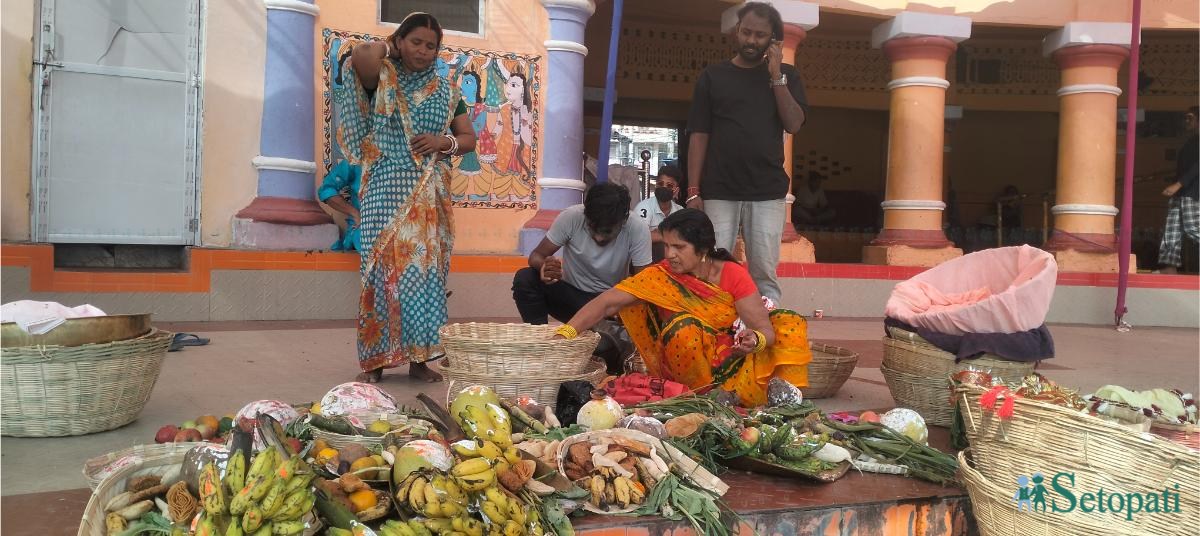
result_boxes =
[1012,473,1048,512]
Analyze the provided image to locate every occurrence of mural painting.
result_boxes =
[321,29,542,209]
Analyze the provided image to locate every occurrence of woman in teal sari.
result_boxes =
[324,13,476,382]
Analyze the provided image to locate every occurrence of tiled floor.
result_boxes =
[2,316,1196,533]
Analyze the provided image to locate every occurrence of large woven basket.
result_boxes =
[82,442,197,491]
[2,328,172,437]
[439,323,600,377]
[804,343,859,399]
[956,384,1198,535]
[1151,421,1200,451]
[441,357,608,411]
[881,331,1035,427]
[958,450,1139,536]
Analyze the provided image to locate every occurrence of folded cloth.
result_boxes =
[888,281,992,315]
[884,316,1054,363]
[0,300,106,335]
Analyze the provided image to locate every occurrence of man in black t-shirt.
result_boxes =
[685,1,809,302]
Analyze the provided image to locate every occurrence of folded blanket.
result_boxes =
[884,317,1053,363]
[887,281,992,316]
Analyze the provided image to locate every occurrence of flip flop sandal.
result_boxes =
[169,332,211,352]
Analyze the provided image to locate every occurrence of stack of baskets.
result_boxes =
[1,321,172,437]
[955,383,1199,536]
[438,323,606,410]
[882,327,1034,427]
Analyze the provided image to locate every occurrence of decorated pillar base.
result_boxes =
[863,244,962,267]
[1054,250,1136,274]
[518,208,563,256]
[231,197,337,250]
[780,236,816,264]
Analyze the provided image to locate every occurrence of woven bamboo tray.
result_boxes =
[2,328,172,437]
[440,357,608,411]
[956,384,1199,536]
[310,413,434,450]
[958,450,1140,536]
[882,331,1036,380]
[880,363,955,426]
[804,343,859,399]
[82,443,198,491]
[78,443,191,536]
[439,323,600,377]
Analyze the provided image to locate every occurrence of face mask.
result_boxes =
[654,186,675,203]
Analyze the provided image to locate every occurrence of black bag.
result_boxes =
[555,381,596,427]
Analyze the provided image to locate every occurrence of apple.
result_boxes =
[174,428,203,442]
[285,437,303,456]
[859,411,881,424]
[155,425,180,444]
[181,420,197,430]
[196,424,216,440]
[739,426,761,446]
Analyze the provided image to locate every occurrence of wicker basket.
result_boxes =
[441,357,608,411]
[82,442,197,491]
[804,343,859,399]
[958,450,1139,536]
[439,323,600,378]
[78,443,192,536]
[1152,421,1200,451]
[311,413,435,450]
[880,363,956,426]
[956,384,1199,536]
[2,328,172,437]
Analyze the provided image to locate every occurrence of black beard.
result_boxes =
[739,46,765,62]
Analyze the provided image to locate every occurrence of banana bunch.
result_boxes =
[211,447,316,536]
[450,439,523,476]
[586,473,645,510]
[394,470,469,519]
[378,519,436,536]
[453,400,513,448]
[474,486,543,536]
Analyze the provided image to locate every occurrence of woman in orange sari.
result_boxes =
[555,209,811,406]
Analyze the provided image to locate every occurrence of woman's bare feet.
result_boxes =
[410,362,443,383]
[356,368,383,383]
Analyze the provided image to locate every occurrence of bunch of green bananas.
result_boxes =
[394,470,469,519]
[449,438,523,477]
[377,519,436,536]
[194,447,317,536]
[452,400,513,448]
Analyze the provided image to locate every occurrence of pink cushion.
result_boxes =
[884,245,1057,335]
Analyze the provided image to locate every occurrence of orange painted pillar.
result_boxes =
[781,23,807,245]
[1041,23,1133,272]
[863,12,970,266]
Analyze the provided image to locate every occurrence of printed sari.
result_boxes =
[616,264,812,407]
[332,43,462,372]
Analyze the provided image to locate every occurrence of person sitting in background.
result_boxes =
[634,165,685,261]
[792,171,835,227]
[512,183,652,324]
[552,208,812,407]
[317,160,363,251]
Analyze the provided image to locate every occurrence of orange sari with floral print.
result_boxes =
[615,263,812,407]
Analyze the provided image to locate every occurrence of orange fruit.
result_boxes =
[348,489,377,512]
[315,447,340,466]
[348,456,379,474]
[311,439,330,454]
[196,415,220,431]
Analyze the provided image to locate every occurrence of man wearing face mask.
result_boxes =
[686,1,808,303]
[513,183,653,324]
[635,165,685,261]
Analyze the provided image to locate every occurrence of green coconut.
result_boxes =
[391,440,453,484]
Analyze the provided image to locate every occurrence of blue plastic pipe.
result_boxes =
[595,0,624,183]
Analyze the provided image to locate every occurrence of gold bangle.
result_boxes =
[752,330,768,353]
[555,324,578,339]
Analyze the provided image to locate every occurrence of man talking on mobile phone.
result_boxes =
[685,1,808,303]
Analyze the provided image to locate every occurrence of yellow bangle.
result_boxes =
[555,324,578,339]
[752,330,768,353]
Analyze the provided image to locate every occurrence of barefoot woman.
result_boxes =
[327,13,475,382]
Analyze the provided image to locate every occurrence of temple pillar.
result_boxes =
[863,12,970,267]
[232,0,338,250]
[1042,22,1134,273]
[518,0,596,255]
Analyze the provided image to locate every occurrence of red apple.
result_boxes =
[195,424,216,440]
[740,426,761,446]
[174,428,203,442]
[285,437,303,456]
[155,425,180,444]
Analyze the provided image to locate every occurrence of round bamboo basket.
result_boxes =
[958,450,1141,536]
[310,413,435,450]
[882,330,1035,380]
[78,444,191,536]
[956,384,1199,536]
[440,357,608,412]
[804,343,859,399]
[439,323,600,377]
[880,363,956,426]
[1,329,172,437]
[82,443,197,491]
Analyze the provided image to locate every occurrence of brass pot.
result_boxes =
[0,313,152,348]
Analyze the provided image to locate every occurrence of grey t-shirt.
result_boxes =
[546,204,653,294]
